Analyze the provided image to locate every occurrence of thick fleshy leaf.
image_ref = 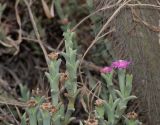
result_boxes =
[96,105,105,118]
[125,74,133,97]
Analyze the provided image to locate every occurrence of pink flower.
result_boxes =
[111,60,130,69]
[100,66,113,73]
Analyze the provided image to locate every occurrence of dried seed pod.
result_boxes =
[60,72,69,82]
[64,92,69,97]
[41,102,52,110]
[95,99,105,106]
[27,99,37,107]
[84,118,98,125]
[48,52,59,60]
[32,88,43,96]
[59,72,69,90]
[127,111,138,120]
[49,105,57,114]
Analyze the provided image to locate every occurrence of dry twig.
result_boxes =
[23,0,49,66]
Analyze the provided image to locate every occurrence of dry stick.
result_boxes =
[79,29,115,83]
[80,84,100,99]
[56,39,64,50]
[15,106,22,121]
[2,0,23,55]
[15,0,22,45]
[55,4,117,57]
[127,3,160,9]
[81,60,101,72]
[0,96,27,107]
[131,7,160,32]
[80,0,132,65]
[79,29,114,83]
[22,37,39,43]
[157,0,160,5]
[23,0,49,66]
[55,3,118,50]
[96,28,116,41]
[87,82,100,112]
[78,0,131,84]
[6,104,19,125]
[72,3,119,31]
[90,82,101,112]
[57,1,120,50]
[0,40,12,47]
